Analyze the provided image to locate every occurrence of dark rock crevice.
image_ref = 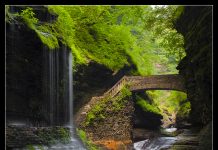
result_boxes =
[175,6,212,126]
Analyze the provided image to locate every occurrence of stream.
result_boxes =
[133,127,199,150]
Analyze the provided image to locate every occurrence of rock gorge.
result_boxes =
[6,6,212,150]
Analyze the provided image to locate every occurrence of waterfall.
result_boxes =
[7,6,86,148]
[69,51,73,127]
[42,44,86,149]
[43,45,72,126]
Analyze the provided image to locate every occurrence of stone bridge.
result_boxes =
[104,74,186,97]
[75,74,186,126]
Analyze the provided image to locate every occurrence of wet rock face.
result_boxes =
[133,104,162,129]
[6,6,64,126]
[73,62,114,113]
[6,21,44,124]
[198,121,212,150]
[6,125,70,149]
[132,92,162,129]
[175,6,212,125]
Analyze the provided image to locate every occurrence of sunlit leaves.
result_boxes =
[143,6,186,62]
[13,5,185,74]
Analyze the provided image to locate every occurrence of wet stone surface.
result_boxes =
[6,125,71,149]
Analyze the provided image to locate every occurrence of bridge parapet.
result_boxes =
[129,74,186,92]
[101,74,186,98]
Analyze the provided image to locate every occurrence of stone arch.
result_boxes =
[128,74,186,93]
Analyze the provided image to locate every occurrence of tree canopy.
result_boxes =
[8,5,185,75]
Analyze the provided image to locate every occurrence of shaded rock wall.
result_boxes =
[176,6,212,125]
[6,6,72,126]
[6,125,70,149]
[198,121,212,150]
[73,63,135,114]
[132,92,163,129]
[6,18,44,125]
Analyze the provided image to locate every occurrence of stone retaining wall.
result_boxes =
[6,125,70,149]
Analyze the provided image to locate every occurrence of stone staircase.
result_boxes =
[74,75,129,126]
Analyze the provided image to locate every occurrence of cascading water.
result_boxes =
[42,43,86,149]
[6,6,85,149]
[133,128,178,150]
[69,51,73,127]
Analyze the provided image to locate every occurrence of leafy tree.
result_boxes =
[11,5,185,75]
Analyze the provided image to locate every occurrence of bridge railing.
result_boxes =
[102,75,148,98]
[103,75,129,98]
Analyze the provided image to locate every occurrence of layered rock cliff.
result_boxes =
[176,6,212,126]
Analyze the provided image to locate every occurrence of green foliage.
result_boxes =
[35,25,59,50]
[135,95,161,115]
[177,101,191,119]
[17,7,59,49]
[85,102,106,126]
[47,6,135,70]
[76,128,99,150]
[145,90,189,124]
[8,5,185,74]
[84,87,131,126]
[19,7,38,28]
[74,24,130,71]
[37,127,70,145]
[48,6,86,65]
[26,145,35,150]
[5,6,19,23]
[120,86,132,97]
[112,87,131,111]
[25,145,44,150]
[56,127,71,143]
[143,6,186,63]
[47,5,185,73]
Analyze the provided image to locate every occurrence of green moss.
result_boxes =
[56,127,71,143]
[38,145,44,150]
[25,144,45,150]
[136,95,161,115]
[37,127,70,145]
[177,101,191,119]
[35,25,59,49]
[18,7,59,50]
[85,98,108,126]
[146,90,188,115]
[26,145,35,150]
[112,87,131,111]
[19,7,38,29]
[76,128,99,150]
[84,87,131,126]
[10,6,185,74]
